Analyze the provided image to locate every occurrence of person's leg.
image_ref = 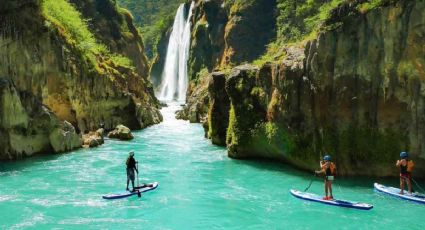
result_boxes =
[324,180,328,198]
[329,181,333,199]
[400,176,405,194]
[130,170,135,191]
[407,178,412,194]
[126,169,130,190]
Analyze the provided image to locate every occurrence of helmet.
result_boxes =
[129,151,135,156]
[324,155,331,161]
[400,151,408,159]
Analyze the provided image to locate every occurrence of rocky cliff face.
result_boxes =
[187,0,276,82]
[179,0,276,123]
[193,0,425,177]
[0,0,162,160]
[220,0,276,66]
[70,0,150,77]
[150,27,172,88]
[188,0,227,81]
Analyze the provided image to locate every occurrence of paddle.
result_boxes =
[304,154,323,192]
[304,172,317,192]
[136,162,141,198]
[136,161,140,187]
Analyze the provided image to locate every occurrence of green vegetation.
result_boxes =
[226,105,238,146]
[228,0,256,14]
[276,0,345,43]
[117,0,185,59]
[276,0,390,43]
[110,54,134,68]
[42,0,107,67]
[253,42,285,66]
[42,0,133,71]
[194,68,210,85]
[357,0,385,13]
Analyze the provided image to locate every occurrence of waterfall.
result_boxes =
[158,1,195,102]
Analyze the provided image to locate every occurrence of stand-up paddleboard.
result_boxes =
[290,189,373,210]
[374,183,425,204]
[102,182,159,200]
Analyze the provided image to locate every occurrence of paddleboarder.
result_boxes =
[315,155,337,200]
[126,151,138,191]
[396,151,414,195]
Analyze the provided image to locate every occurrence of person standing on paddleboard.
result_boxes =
[396,151,414,195]
[315,155,336,200]
[126,151,138,191]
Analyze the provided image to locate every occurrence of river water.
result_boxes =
[0,103,423,229]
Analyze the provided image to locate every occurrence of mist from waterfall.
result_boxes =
[158,1,195,102]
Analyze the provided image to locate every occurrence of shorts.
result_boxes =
[127,168,135,181]
[325,176,334,181]
[400,173,411,180]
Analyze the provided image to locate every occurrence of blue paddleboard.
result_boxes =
[290,189,373,210]
[374,183,425,204]
[102,182,159,200]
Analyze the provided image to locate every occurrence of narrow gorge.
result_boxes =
[1,0,425,228]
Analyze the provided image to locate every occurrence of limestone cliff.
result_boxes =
[188,0,227,82]
[0,0,162,160]
[190,0,425,177]
[187,0,275,82]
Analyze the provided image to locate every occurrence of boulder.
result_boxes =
[82,128,104,148]
[107,124,134,140]
[49,121,82,152]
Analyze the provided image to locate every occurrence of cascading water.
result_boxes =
[158,1,195,102]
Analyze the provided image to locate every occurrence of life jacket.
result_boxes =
[407,160,414,173]
[323,162,336,176]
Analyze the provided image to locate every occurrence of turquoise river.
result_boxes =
[0,103,424,229]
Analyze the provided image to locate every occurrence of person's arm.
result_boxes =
[396,159,403,167]
[315,161,325,175]
[315,168,325,174]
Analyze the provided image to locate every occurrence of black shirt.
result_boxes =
[127,157,136,170]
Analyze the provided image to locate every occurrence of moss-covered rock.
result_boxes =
[188,0,227,82]
[0,78,81,160]
[207,71,230,146]
[70,0,150,77]
[221,0,276,66]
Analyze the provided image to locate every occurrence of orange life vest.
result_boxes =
[407,160,414,172]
